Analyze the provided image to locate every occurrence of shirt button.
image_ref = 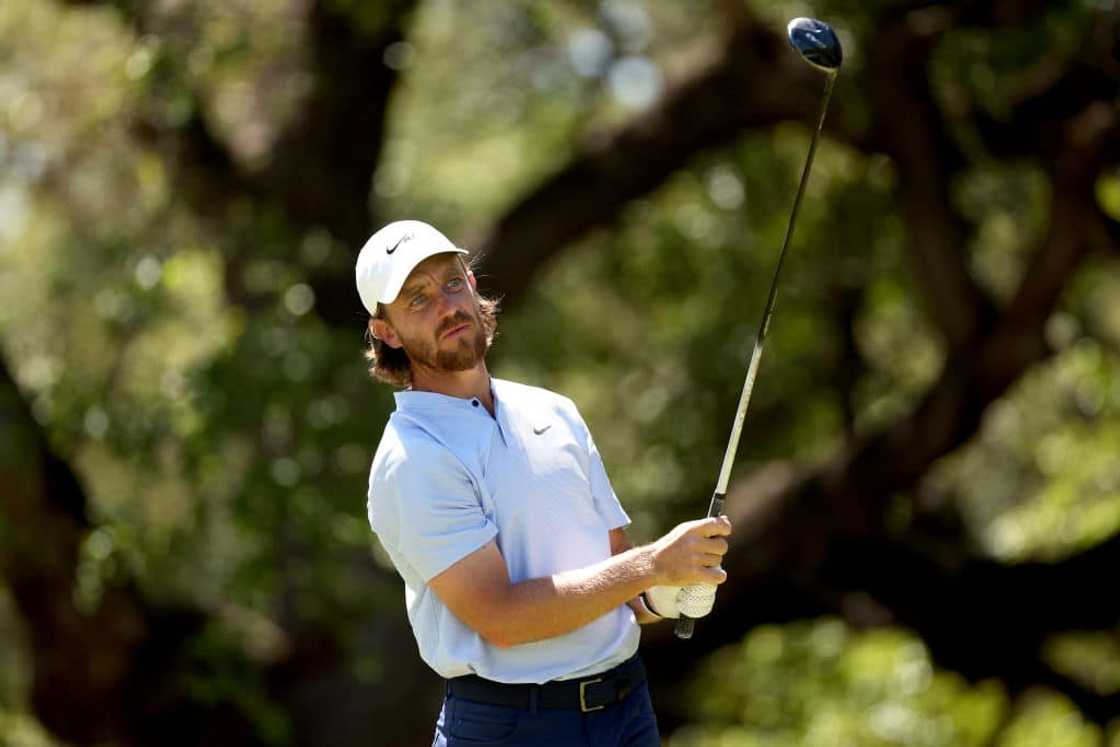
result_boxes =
[471,399,479,407]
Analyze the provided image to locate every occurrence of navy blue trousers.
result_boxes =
[431,679,661,746]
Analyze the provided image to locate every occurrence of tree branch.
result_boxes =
[258,0,416,247]
[864,10,997,347]
[473,13,861,309]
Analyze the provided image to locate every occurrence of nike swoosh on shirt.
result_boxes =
[533,424,552,435]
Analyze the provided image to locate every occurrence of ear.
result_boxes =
[370,317,403,349]
[467,268,477,292]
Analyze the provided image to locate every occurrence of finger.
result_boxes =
[685,518,717,534]
[696,539,725,557]
[686,518,724,537]
[692,550,726,567]
[705,566,728,584]
[696,537,729,555]
[708,517,732,536]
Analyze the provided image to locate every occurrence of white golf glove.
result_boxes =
[646,583,717,619]
[677,582,718,618]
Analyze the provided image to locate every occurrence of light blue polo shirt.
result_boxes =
[366,378,639,683]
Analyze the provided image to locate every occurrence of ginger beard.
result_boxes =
[398,305,488,375]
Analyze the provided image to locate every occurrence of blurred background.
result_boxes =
[2,0,1120,745]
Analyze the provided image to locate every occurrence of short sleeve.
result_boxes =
[574,413,631,530]
[369,440,498,583]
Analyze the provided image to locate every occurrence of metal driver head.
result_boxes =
[787,17,843,74]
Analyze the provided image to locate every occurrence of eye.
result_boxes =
[408,293,428,310]
[446,276,465,291]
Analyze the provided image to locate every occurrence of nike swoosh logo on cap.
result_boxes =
[533,424,551,435]
[386,232,413,255]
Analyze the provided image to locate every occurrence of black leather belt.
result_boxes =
[447,654,645,713]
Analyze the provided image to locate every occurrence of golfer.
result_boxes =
[358,220,732,746]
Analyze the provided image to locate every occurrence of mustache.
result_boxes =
[436,311,474,338]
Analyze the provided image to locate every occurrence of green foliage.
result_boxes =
[1098,172,1120,222]
[671,619,1007,747]
[929,331,1120,562]
[0,711,68,747]
[996,690,1103,747]
[672,619,1116,747]
[1044,630,1120,697]
[957,162,1050,302]
[179,620,291,746]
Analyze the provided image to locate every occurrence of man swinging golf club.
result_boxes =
[358,219,731,746]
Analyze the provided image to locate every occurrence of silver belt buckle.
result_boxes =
[579,677,605,712]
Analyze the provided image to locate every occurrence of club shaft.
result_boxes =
[713,72,836,497]
[676,72,837,641]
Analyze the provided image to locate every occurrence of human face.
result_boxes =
[373,253,487,375]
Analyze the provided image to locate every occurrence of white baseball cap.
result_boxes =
[354,220,468,315]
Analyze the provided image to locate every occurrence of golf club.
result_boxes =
[674,17,843,640]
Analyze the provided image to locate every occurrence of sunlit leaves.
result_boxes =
[929,337,1120,561]
[672,619,1007,747]
[1044,631,1120,698]
[1097,170,1120,222]
[956,162,1050,302]
[853,273,944,434]
[997,690,1103,747]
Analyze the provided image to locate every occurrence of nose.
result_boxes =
[433,290,469,333]
[433,286,460,316]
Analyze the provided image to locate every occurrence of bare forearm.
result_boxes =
[433,519,730,646]
[612,531,661,625]
[489,545,657,646]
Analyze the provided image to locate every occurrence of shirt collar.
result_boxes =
[394,378,498,408]
[393,379,509,445]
